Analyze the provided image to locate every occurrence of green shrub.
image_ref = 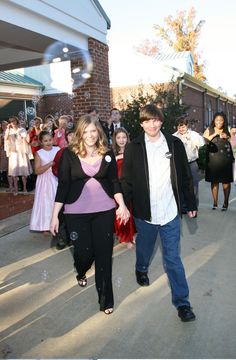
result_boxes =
[118,83,190,140]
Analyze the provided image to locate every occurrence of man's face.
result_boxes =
[140,118,162,139]
[111,110,121,123]
[177,124,188,135]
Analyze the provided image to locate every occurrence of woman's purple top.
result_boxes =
[64,158,116,214]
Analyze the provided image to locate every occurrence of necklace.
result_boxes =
[87,149,97,157]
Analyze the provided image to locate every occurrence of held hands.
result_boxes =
[116,204,130,225]
[50,217,59,236]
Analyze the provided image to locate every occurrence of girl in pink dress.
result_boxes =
[112,128,136,248]
[30,131,59,232]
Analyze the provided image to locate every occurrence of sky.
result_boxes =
[99,0,236,97]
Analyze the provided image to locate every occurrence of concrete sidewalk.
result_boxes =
[0,180,236,358]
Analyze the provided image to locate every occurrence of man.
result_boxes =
[173,117,205,210]
[108,108,127,145]
[121,104,197,322]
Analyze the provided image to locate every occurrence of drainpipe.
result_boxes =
[202,89,207,128]
[216,96,220,112]
[178,76,184,105]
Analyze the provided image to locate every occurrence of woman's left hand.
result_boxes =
[116,205,130,225]
[220,132,228,139]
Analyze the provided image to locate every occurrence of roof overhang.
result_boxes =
[0,0,110,71]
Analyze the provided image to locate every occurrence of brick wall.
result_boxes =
[37,93,73,121]
[72,38,111,122]
[0,193,34,220]
[182,87,205,132]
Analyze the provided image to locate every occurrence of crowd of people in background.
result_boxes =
[0,105,236,318]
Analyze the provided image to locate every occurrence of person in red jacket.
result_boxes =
[52,128,75,177]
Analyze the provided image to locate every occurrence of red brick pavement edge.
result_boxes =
[0,192,34,220]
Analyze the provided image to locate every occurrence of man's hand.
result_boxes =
[187,210,197,218]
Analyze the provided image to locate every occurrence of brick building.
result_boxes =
[111,52,236,132]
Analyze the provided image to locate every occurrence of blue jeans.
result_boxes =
[134,215,190,308]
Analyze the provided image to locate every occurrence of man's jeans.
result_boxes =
[134,215,190,308]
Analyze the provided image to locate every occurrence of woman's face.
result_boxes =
[116,132,128,149]
[214,115,224,129]
[9,118,18,127]
[82,123,99,148]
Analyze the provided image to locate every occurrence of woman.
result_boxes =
[43,114,57,136]
[50,115,130,314]
[28,117,43,156]
[0,120,9,188]
[203,111,233,210]
[4,116,32,195]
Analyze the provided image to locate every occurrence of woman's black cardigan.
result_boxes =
[55,148,121,204]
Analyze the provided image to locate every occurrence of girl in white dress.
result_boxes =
[4,117,32,195]
[30,130,59,232]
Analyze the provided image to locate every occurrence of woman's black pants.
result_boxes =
[65,209,115,311]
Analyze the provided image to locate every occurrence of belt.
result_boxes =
[189,160,197,164]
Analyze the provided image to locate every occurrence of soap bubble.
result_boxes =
[29,119,35,128]
[43,41,93,88]
[70,231,78,241]
[18,110,25,119]
[41,269,49,282]
[26,107,35,116]
[115,276,122,288]
[67,121,74,130]
[32,95,40,105]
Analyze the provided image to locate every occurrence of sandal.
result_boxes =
[104,308,113,315]
[76,275,87,287]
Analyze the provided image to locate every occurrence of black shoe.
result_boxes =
[76,275,87,287]
[136,270,150,286]
[178,305,196,322]
[212,203,218,210]
[56,238,66,250]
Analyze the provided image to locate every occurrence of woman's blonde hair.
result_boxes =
[112,127,130,155]
[70,114,108,157]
